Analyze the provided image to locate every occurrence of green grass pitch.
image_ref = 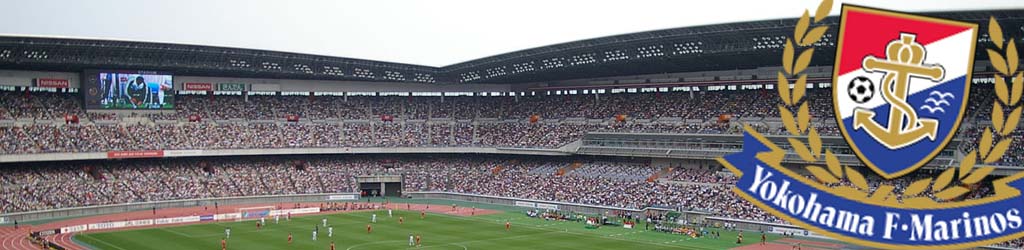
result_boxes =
[75,210,776,250]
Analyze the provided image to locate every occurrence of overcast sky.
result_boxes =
[1,0,1021,67]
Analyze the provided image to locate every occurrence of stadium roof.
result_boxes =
[0,9,1021,84]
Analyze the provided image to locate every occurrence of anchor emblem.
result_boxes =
[853,33,945,149]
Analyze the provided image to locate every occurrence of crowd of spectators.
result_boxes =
[0,91,84,120]
[0,156,767,220]
[0,88,833,121]
[0,122,754,154]
[4,87,1020,166]
[0,153,1017,246]
[2,87,1015,167]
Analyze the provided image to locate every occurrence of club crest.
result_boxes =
[832,6,977,178]
[718,2,1024,249]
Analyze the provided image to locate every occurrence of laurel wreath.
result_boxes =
[775,1,1022,205]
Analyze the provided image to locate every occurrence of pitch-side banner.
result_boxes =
[60,224,87,234]
[215,213,242,221]
[514,201,536,208]
[154,216,200,225]
[326,194,357,201]
[536,203,559,210]
[88,221,126,230]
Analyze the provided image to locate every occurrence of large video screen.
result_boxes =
[83,70,174,109]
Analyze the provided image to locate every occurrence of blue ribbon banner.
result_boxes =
[720,131,1024,249]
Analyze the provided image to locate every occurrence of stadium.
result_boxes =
[0,2,1023,250]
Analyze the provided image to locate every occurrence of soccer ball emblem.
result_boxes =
[848,76,874,104]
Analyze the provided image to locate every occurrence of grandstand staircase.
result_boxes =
[447,123,456,145]
[83,166,104,181]
[471,123,479,144]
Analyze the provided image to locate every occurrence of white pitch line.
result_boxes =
[437,213,693,249]
[80,234,128,250]
[419,231,561,249]
[157,227,195,238]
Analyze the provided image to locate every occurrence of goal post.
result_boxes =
[236,206,275,222]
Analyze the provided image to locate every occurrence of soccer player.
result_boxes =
[256,221,262,231]
[415,234,422,247]
[275,214,280,224]
[388,208,393,217]
[261,217,266,227]
[323,217,328,227]
[313,229,318,241]
[221,238,226,250]
[367,224,372,234]
[287,212,292,221]
[288,232,293,244]
[505,221,511,231]
[127,76,146,108]
[736,231,743,244]
[328,226,334,238]
[399,216,404,225]
[420,210,425,219]
[330,241,336,250]
[372,213,377,223]
[761,232,767,245]
[408,233,415,247]
[224,227,231,239]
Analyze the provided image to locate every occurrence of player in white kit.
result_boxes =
[409,233,415,246]
[224,227,231,239]
[388,209,393,217]
[275,214,280,224]
[328,226,334,238]
[312,229,318,241]
[322,217,328,227]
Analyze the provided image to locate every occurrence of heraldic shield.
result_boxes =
[832,6,978,178]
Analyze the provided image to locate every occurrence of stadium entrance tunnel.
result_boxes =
[358,175,403,197]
